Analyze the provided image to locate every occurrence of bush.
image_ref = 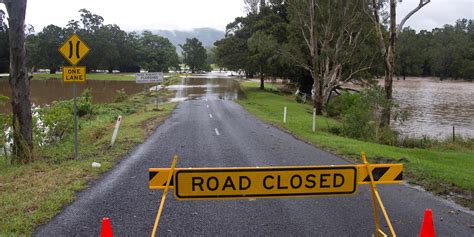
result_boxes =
[38,104,74,142]
[76,89,93,116]
[114,88,128,103]
[326,92,360,118]
[340,86,401,143]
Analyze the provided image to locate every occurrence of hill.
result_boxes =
[152,28,225,53]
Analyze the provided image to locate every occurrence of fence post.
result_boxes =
[283,106,287,126]
[312,108,316,132]
[453,126,455,142]
[111,115,122,146]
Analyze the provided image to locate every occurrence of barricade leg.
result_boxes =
[151,155,178,237]
[362,151,396,237]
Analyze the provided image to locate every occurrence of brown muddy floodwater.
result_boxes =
[392,77,474,138]
[0,79,144,113]
[167,75,243,102]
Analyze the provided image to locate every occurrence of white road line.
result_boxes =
[209,114,213,118]
[214,128,220,136]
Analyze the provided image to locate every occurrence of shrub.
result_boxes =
[340,86,402,143]
[39,104,74,142]
[114,88,128,103]
[76,89,93,116]
[326,92,361,118]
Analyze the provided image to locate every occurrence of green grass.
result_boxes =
[237,81,474,208]
[0,90,177,235]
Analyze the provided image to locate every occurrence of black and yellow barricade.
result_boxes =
[149,153,403,236]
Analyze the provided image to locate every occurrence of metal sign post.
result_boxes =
[73,84,78,160]
[59,34,90,160]
[135,72,164,112]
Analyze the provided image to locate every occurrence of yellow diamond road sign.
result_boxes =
[59,34,90,65]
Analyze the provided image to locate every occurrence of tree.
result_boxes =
[79,8,104,33]
[248,31,277,89]
[94,24,124,73]
[140,31,179,72]
[396,28,424,79]
[286,0,373,114]
[180,38,208,73]
[366,0,430,126]
[3,0,34,163]
[0,9,8,73]
[215,15,259,77]
[26,25,65,73]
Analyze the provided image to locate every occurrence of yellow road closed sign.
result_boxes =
[174,166,357,200]
[62,66,86,83]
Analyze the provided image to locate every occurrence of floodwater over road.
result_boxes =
[0,79,144,113]
[392,77,474,138]
[167,73,243,102]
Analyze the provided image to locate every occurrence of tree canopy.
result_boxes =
[180,37,208,73]
[15,9,180,73]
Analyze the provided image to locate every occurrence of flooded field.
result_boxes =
[0,79,144,113]
[392,77,474,138]
[1,75,472,139]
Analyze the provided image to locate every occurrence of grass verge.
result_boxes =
[237,81,474,209]
[0,91,177,235]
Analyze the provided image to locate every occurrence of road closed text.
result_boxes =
[174,167,357,200]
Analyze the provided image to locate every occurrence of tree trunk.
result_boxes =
[381,0,396,127]
[259,63,264,90]
[6,0,33,163]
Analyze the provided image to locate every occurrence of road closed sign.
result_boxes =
[62,66,86,83]
[174,166,357,200]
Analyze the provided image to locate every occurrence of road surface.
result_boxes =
[36,77,474,236]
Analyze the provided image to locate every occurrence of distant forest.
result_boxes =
[0,7,472,82]
[0,9,223,73]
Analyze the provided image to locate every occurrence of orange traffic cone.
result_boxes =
[101,217,114,237]
[419,209,435,237]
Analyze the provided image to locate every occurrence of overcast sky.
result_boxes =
[1,0,473,32]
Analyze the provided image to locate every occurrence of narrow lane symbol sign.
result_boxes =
[58,34,90,65]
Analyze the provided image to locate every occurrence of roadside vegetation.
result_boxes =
[238,81,474,209]
[0,76,179,235]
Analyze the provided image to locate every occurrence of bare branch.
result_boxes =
[397,0,430,35]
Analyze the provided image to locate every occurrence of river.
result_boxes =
[392,77,474,138]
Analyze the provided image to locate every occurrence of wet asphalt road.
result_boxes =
[35,80,473,236]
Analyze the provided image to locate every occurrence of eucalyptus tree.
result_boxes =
[366,0,430,126]
[286,0,374,114]
[1,0,33,163]
[0,9,8,73]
